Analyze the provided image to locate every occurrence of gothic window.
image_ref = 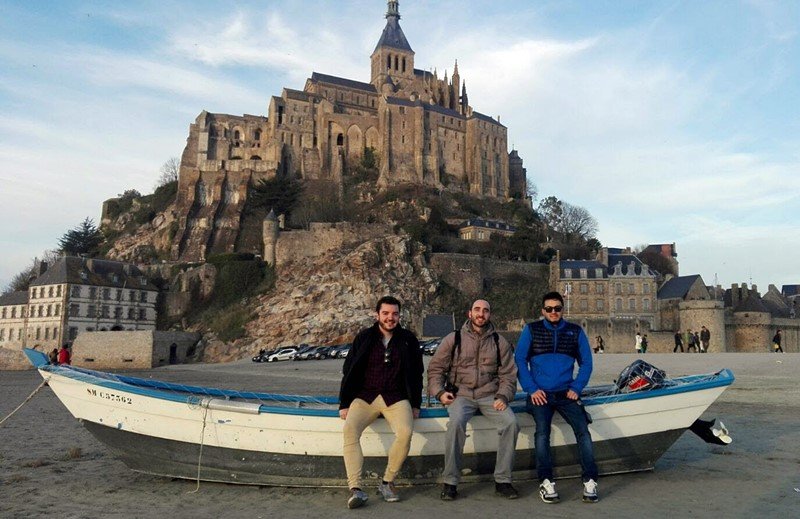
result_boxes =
[387,55,391,70]
[336,133,344,146]
[394,55,398,70]
[402,56,406,72]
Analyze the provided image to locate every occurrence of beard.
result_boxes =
[378,319,398,333]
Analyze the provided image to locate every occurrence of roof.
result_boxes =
[733,295,770,314]
[658,275,702,300]
[782,284,800,297]
[310,72,377,93]
[425,102,464,119]
[560,260,608,279]
[608,253,654,276]
[30,257,158,291]
[373,15,413,53]
[761,297,791,318]
[460,218,517,233]
[386,96,418,107]
[0,290,29,306]
[284,88,311,101]
[470,111,506,128]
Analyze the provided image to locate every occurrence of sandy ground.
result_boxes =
[1,352,799,519]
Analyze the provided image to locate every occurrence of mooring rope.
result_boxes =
[0,377,50,428]
[187,401,210,494]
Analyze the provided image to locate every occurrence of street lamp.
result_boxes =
[563,282,572,316]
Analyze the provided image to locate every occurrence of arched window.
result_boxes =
[336,133,344,146]
[402,57,406,72]
[254,129,261,141]
[387,55,391,70]
[394,55,398,70]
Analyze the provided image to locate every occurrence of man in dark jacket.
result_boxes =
[515,291,598,504]
[428,299,519,501]
[338,296,423,509]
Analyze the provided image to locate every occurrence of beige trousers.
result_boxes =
[342,396,413,489]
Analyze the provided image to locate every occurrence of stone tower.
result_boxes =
[370,1,415,88]
[262,209,279,267]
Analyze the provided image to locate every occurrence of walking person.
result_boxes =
[635,332,643,354]
[686,330,697,352]
[428,299,520,501]
[700,326,710,353]
[673,331,684,353]
[641,334,649,354]
[515,291,599,504]
[593,335,605,354]
[772,329,783,353]
[338,296,424,509]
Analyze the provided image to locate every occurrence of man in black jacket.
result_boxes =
[338,296,424,509]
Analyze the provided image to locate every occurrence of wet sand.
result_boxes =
[1,353,798,518]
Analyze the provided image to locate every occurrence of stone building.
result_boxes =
[549,247,659,326]
[170,0,528,262]
[71,330,200,370]
[657,274,711,330]
[0,257,158,351]
[458,218,517,242]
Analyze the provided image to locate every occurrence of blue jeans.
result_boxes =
[527,391,598,482]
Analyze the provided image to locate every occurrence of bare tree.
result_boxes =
[155,157,180,189]
[526,178,538,203]
[559,202,598,242]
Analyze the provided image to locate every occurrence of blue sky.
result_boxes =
[1,0,798,294]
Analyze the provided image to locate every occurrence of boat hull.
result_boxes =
[84,420,684,486]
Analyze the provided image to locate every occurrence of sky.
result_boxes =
[1,0,799,293]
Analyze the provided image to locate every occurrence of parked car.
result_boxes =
[252,349,273,362]
[293,345,318,361]
[330,343,351,359]
[266,347,298,362]
[420,338,442,356]
[313,346,335,359]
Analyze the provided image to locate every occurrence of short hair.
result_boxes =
[541,291,564,306]
[375,296,402,312]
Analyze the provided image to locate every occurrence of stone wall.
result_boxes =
[272,223,395,264]
[72,331,200,369]
[429,253,548,299]
[678,300,725,352]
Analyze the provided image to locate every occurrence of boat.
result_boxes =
[23,348,734,487]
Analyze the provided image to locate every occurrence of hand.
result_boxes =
[439,391,456,405]
[413,408,420,419]
[493,398,507,411]
[530,389,547,406]
[339,408,348,420]
[566,389,579,400]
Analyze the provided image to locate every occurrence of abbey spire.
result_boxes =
[371,1,415,86]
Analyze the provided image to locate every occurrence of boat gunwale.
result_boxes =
[25,348,734,418]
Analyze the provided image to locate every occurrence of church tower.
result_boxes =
[370,1,415,89]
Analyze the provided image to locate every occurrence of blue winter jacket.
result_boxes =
[514,318,593,394]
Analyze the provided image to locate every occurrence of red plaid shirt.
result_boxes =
[357,336,404,406]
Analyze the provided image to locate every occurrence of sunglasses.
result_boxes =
[543,305,563,313]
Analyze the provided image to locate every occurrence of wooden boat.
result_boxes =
[23,348,733,487]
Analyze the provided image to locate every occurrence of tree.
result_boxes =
[526,179,538,202]
[536,196,563,231]
[58,218,104,256]
[559,202,598,243]
[637,250,677,277]
[3,250,62,294]
[249,176,303,219]
[155,157,180,189]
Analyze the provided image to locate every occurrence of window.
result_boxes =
[103,288,110,300]
[89,287,97,298]
[628,298,636,311]
[129,290,136,302]
[57,285,62,297]
[596,284,605,294]
[71,286,81,297]
[643,298,651,311]
[564,269,572,279]
[101,306,109,318]
[138,308,147,321]
[644,283,651,294]
[54,304,60,316]
[128,308,136,320]
[1,308,4,319]
[615,298,622,311]
[69,304,79,317]
[114,307,122,319]
[336,134,343,146]
[87,305,96,318]
[45,328,50,340]
[580,283,588,294]
[0,329,4,341]
[628,283,635,295]
[10,307,16,318]
[614,283,622,295]
[596,299,605,311]
[48,286,54,297]
[580,299,588,311]
[116,289,122,301]
[580,269,587,278]
[140,291,148,303]
[35,327,41,340]
[596,268,604,277]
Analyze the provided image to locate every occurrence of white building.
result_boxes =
[0,257,158,350]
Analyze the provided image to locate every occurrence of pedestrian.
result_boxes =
[48,348,59,365]
[635,332,643,354]
[57,343,71,365]
[338,296,424,509]
[641,334,649,354]
[593,335,605,354]
[686,330,697,353]
[515,291,599,504]
[428,299,519,501]
[673,331,684,353]
[772,329,783,353]
[693,332,701,353]
[700,326,710,353]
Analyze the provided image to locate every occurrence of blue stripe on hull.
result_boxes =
[83,421,685,487]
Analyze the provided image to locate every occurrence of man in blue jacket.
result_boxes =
[515,291,598,504]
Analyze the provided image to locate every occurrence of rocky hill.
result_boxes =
[202,234,438,362]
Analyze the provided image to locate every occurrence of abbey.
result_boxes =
[173,1,527,261]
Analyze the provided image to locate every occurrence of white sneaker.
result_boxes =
[582,479,598,503]
[539,478,559,503]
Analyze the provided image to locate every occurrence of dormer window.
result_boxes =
[563,269,572,279]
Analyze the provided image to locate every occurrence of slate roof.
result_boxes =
[470,111,506,128]
[0,291,29,306]
[29,257,158,291]
[373,15,413,53]
[733,295,770,313]
[658,275,702,300]
[560,260,608,279]
[386,96,418,107]
[761,297,791,318]
[426,103,464,119]
[460,218,517,233]
[782,284,800,297]
[608,253,654,276]
[310,73,377,93]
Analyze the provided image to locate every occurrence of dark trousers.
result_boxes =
[673,343,683,352]
[526,391,598,482]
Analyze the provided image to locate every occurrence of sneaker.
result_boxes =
[495,482,519,499]
[440,483,458,501]
[377,481,400,502]
[347,488,368,509]
[582,479,598,503]
[539,479,559,504]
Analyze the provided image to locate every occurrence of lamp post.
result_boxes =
[563,282,572,316]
